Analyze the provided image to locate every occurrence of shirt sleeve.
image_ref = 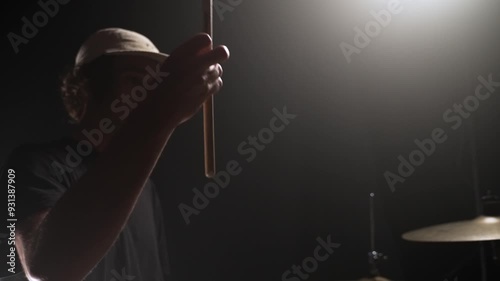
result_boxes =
[0,145,67,224]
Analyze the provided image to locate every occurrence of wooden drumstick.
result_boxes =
[203,0,215,178]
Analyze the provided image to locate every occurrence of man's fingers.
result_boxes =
[190,46,230,74]
[201,45,230,68]
[163,33,212,71]
[203,78,223,101]
[212,78,223,95]
[205,64,223,81]
[171,33,212,60]
[215,64,223,77]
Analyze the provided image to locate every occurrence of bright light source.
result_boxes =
[482,217,500,224]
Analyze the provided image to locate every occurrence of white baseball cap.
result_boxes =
[75,27,169,66]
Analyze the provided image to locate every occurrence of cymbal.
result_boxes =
[402,216,500,242]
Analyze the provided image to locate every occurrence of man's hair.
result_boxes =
[60,55,116,123]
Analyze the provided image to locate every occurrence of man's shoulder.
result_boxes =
[3,137,75,167]
[0,138,82,185]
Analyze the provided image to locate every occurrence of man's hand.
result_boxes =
[157,33,230,126]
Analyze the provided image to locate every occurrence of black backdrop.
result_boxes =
[1,1,500,280]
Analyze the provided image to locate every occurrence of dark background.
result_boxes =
[1,0,500,280]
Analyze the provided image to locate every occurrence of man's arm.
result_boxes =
[15,33,229,281]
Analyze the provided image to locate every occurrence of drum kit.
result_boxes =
[349,192,500,281]
[351,119,500,281]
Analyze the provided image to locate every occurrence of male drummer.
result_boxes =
[0,28,229,280]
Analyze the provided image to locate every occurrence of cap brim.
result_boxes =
[104,50,169,63]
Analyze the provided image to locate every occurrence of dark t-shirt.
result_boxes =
[0,137,172,281]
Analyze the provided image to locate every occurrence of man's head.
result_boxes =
[60,28,168,124]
